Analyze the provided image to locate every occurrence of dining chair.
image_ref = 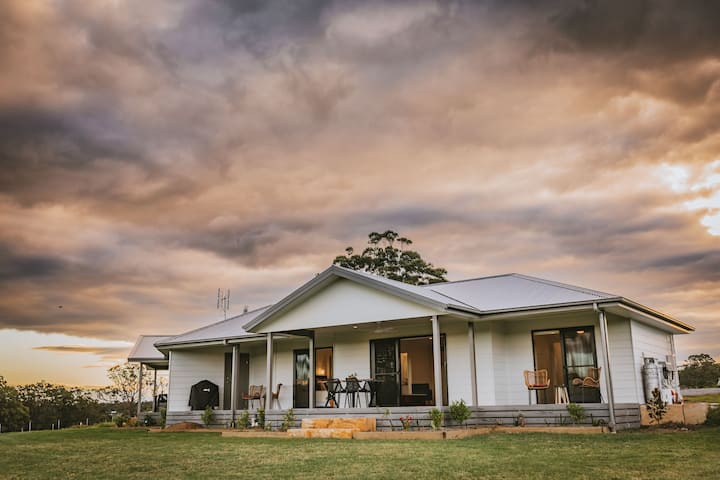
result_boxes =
[325,378,344,408]
[344,377,361,408]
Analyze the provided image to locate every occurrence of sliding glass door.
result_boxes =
[371,335,447,407]
[532,327,599,403]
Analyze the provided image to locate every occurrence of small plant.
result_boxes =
[264,421,273,431]
[592,417,608,427]
[281,409,296,431]
[399,415,414,430]
[566,403,586,424]
[513,412,526,427]
[428,408,444,430]
[143,414,156,426]
[201,406,215,427]
[705,406,720,426]
[160,407,167,428]
[647,388,667,425]
[449,399,471,427]
[257,407,266,428]
[238,411,251,429]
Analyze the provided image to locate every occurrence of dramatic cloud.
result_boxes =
[1,0,719,383]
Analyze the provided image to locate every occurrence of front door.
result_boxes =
[223,353,232,409]
[224,352,250,409]
[294,349,310,408]
[371,338,400,407]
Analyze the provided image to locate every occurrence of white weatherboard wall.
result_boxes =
[444,321,473,404]
[254,278,441,333]
[474,322,497,405]
[168,349,226,412]
[606,315,640,403]
[630,320,673,403]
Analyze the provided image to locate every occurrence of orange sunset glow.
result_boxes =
[0,0,719,386]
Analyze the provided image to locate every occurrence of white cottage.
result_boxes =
[129,265,693,430]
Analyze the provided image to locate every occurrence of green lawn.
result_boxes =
[684,393,720,403]
[0,427,718,479]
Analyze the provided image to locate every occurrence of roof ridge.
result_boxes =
[426,288,482,310]
[165,305,272,342]
[508,273,616,298]
[423,273,517,286]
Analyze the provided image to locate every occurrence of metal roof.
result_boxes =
[128,335,172,362]
[157,266,691,344]
[423,273,619,312]
[155,306,270,348]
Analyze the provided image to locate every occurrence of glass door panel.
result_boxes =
[371,338,400,407]
[294,349,309,408]
[532,330,563,404]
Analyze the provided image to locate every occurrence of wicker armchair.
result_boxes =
[523,369,551,404]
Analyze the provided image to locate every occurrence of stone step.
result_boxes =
[287,428,355,439]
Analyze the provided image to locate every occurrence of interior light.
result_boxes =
[352,325,358,329]
[576,330,585,334]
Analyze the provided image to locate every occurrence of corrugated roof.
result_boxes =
[424,273,619,312]
[128,335,172,362]
[156,306,270,347]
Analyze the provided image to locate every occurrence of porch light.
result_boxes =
[352,325,358,329]
[576,329,585,334]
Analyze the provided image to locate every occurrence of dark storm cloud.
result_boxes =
[550,0,720,61]
[0,243,65,280]
[0,107,144,201]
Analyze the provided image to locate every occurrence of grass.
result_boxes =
[684,393,720,403]
[0,427,719,479]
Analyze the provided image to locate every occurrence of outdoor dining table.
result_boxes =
[320,378,380,408]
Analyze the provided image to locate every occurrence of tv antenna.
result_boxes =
[217,288,230,319]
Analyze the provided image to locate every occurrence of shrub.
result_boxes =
[143,414,156,426]
[566,403,586,424]
[646,388,667,425]
[449,400,471,426]
[238,411,250,429]
[705,406,720,426]
[201,406,215,427]
[280,409,296,431]
[160,407,167,428]
[113,414,128,427]
[257,407,265,427]
[428,408,444,430]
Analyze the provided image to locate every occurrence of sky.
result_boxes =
[1,0,719,386]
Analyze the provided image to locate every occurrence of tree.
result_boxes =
[679,353,720,388]
[16,382,107,429]
[0,375,30,432]
[333,230,448,285]
[103,363,152,416]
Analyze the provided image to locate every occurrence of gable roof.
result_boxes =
[154,306,270,349]
[128,335,172,363]
[242,265,482,332]
[423,273,619,312]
